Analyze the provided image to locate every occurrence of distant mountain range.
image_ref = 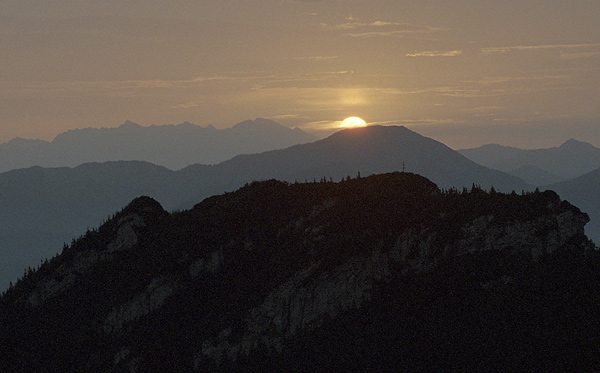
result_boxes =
[458,140,600,244]
[0,118,317,172]
[0,125,531,290]
[458,139,600,185]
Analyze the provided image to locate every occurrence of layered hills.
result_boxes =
[459,139,600,185]
[0,118,316,172]
[458,138,600,244]
[0,172,595,371]
[0,125,531,290]
[207,125,529,192]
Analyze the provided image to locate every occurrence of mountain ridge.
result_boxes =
[0,118,317,172]
[209,125,530,192]
[0,125,531,290]
[0,172,595,371]
[459,139,600,183]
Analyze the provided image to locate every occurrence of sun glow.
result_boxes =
[340,116,367,128]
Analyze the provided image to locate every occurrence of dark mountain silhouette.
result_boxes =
[459,139,600,184]
[0,173,595,371]
[0,118,317,172]
[185,125,530,193]
[0,125,530,290]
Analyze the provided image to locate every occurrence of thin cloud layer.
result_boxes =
[406,50,463,57]
[481,43,600,54]
[326,20,445,38]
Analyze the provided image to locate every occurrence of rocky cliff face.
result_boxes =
[13,196,166,308]
[196,192,591,367]
[0,173,595,371]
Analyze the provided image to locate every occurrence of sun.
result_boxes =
[340,116,367,128]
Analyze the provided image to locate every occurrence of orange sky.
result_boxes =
[2,1,600,149]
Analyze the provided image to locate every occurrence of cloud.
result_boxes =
[10,71,357,97]
[270,113,302,120]
[406,50,462,57]
[334,20,406,30]
[482,43,600,54]
[322,19,444,38]
[249,71,355,90]
[440,74,576,99]
[560,51,600,59]
[345,30,414,38]
[170,102,200,109]
[1,75,259,94]
[293,56,338,61]
[373,87,484,97]
[5,70,570,107]
[346,29,446,38]
[368,76,573,99]
[472,75,571,85]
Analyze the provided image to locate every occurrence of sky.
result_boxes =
[2,0,600,149]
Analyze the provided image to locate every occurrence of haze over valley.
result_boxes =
[2,121,600,291]
[0,123,526,290]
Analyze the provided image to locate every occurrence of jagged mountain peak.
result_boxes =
[228,118,314,140]
[119,120,142,129]
[5,137,49,146]
[121,196,165,217]
[559,138,596,150]
[230,117,282,130]
[325,125,455,152]
[475,143,522,151]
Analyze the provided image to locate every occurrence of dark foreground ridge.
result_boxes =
[1,172,597,371]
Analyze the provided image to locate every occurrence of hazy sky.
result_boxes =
[2,1,600,148]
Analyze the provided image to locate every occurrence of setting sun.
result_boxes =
[340,117,367,128]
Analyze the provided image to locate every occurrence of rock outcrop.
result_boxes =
[198,195,592,366]
[14,196,166,308]
[103,277,177,334]
[198,252,392,367]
